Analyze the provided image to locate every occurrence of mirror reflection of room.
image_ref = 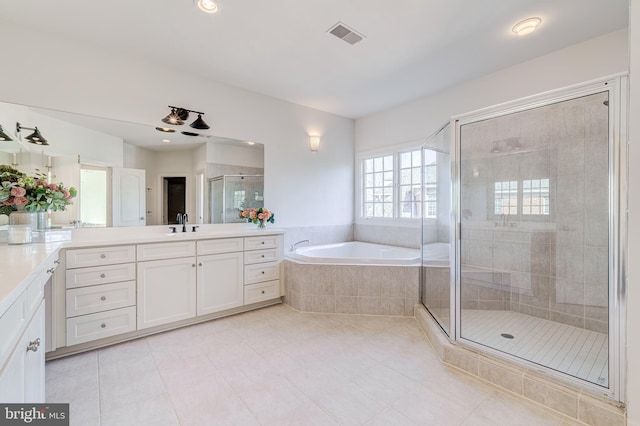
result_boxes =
[0,100,264,228]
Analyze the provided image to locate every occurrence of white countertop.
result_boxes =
[0,223,284,316]
[0,242,62,314]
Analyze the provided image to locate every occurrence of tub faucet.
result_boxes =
[289,239,310,251]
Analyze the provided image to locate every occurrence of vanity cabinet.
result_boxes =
[243,236,281,304]
[137,242,197,329]
[196,238,244,316]
[0,255,57,403]
[51,231,283,357]
[65,245,136,346]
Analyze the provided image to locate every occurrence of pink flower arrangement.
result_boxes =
[0,166,78,214]
[239,207,275,228]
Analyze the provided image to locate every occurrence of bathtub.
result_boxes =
[286,241,420,266]
[283,241,435,316]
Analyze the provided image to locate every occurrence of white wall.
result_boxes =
[0,22,354,228]
[627,1,640,424]
[355,29,628,152]
[206,142,263,168]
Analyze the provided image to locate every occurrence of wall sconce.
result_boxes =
[16,122,49,145]
[160,105,210,133]
[0,124,13,141]
[309,135,320,152]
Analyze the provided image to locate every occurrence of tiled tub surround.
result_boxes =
[416,305,625,426]
[284,261,419,316]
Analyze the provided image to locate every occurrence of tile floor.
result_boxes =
[46,304,580,425]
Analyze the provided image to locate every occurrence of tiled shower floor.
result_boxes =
[429,309,608,386]
[45,304,571,425]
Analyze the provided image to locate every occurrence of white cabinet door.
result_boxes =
[0,303,45,403]
[137,257,196,329]
[24,303,45,403]
[112,167,146,227]
[197,252,243,316]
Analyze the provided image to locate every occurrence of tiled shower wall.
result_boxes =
[456,91,609,334]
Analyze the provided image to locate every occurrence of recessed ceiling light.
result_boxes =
[162,139,171,143]
[156,127,176,133]
[512,17,542,36]
[246,141,255,145]
[196,0,218,14]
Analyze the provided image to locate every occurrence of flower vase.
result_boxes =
[37,211,49,230]
[8,211,37,244]
[257,220,266,229]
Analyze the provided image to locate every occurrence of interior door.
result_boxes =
[112,167,146,227]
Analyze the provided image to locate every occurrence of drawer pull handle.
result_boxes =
[261,241,265,245]
[199,262,203,266]
[101,323,106,328]
[261,255,265,258]
[101,296,107,301]
[192,264,196,267]
[54,260,61,265]
[46,268,55,274]
[261,271,265,274]
[100,254,106,259]
[26,338,41,353]
[261,290,265,294]
[100,273,106,278]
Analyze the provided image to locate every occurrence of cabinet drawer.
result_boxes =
[66,246,135,269]
[137,241,196,261]
[244,235,279,251]
[0,292,27,370]
[66,306,136,346]
[197,238,243,255]
[244,248,279,264]
[244,281,280,304]
[66,263,136,289]
[66,281,136,317]
[244,261,280,285]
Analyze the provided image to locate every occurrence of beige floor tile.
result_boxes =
[462,392,563,425]
[45,305,574,426]
[101,392,179,426]
[364,407,419,425]
[313,381,386,425]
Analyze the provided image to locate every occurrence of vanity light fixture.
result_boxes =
[162,139,171,143]
[512,17,542,36]
[16,122,48,145]
[160,106,211,131]
[309,135,320,152]
[196,0,218,14]
[0,124,13,141]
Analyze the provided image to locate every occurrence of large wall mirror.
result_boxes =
[0,101,264,228]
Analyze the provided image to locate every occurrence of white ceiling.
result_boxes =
[0,0,629,119]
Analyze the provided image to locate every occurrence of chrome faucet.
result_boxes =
[289,239,310,251]
[182,213,188,232]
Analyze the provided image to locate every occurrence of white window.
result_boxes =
[494,181,518,215]
[493,178,550,217]
[360,147,440,221]
[522,178,550,215]
[362,154,394,218]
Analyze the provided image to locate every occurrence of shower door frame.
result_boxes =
[450,74,627,401]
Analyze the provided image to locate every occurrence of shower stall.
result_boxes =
[209,175,264,223]
[421,76,626,401]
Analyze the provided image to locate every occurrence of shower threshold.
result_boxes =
[429,309,608,386]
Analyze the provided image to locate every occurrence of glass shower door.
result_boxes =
[457,91,611,387]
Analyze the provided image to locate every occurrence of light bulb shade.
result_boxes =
[309,135,320,152]
[0,125,13,141]
[197,0,218,13]
[161,108,184,125]
[512,17,541,36]
[189,114,210,130]
[176,108,190,121]
[26,127,48,145]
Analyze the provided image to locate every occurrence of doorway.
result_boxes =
[163,176,186,224]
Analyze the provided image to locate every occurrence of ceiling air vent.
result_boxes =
[327,22,365,45]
